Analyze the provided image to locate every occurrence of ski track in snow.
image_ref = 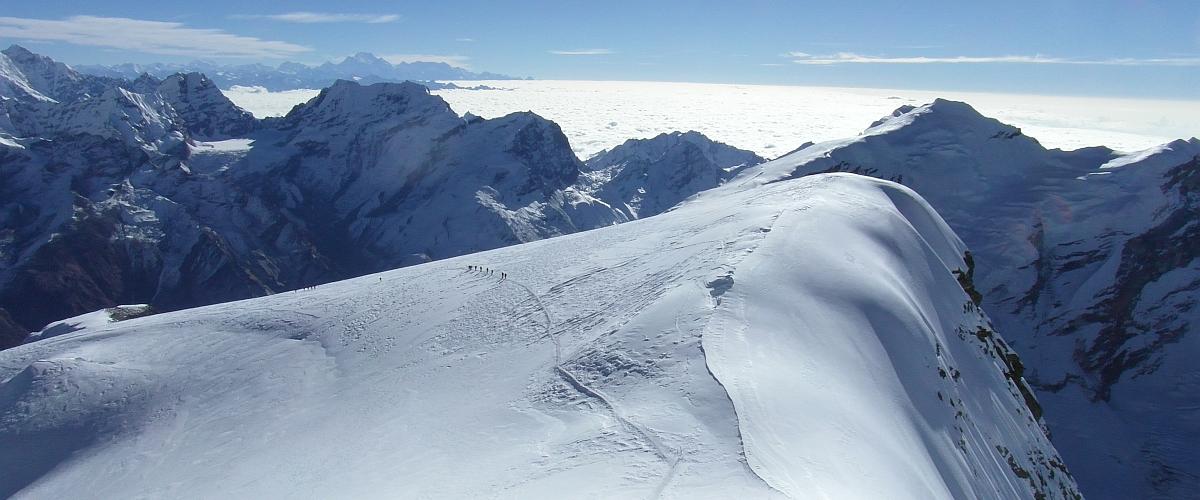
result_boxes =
[489,271,686,498]
[505,206,788,498]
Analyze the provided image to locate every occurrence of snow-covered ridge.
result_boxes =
[729,100,1200,499]
[0,173,1079,499]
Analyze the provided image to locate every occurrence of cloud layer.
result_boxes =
[787,51,1200,66]
[234,12,401,24]
[0,16,310,58]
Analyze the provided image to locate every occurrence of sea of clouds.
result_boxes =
[225,80,1199,158]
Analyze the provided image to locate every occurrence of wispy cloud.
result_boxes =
[787,51,1200,66]
[381,54,470,69]
[0,15,310,58]
[455,38,475,43]
[232,12,400,24]
[550,48,613,55]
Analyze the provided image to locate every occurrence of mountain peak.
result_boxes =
[347,52,388,64]
[156,71,256,140]
[864,98,1026,145]
[1,44,36,61]
[325,79,431,99]
[922,98,994,121]
[583,130,765,218]
[282,79,456,131]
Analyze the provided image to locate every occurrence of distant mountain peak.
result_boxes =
[863,99,1028,146]
[308,79,438,111]
[347,52,387,63]
[2,44,33,58]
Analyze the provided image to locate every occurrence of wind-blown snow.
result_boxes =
[0,173,1077,499]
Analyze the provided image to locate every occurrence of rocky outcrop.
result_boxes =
[0,308,25,349]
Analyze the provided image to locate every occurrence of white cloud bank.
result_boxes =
[788,52,1200,66]
[233,12,401,24]
[0,16,310,58]
[227,80,1199,156]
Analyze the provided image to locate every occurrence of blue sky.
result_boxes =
[1,1,1198,98]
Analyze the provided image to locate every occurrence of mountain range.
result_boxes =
[76,51,523,91]
[0,44,762,346]
[1,45,1199,498]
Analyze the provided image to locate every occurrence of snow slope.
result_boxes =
[743,99,1200,499]
[0,173,1078,499]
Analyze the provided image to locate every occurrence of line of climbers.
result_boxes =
[467,265,506,280]
[296,264,506,293]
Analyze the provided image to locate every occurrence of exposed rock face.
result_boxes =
[754,100,1200,499]
[0,309,25,350]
